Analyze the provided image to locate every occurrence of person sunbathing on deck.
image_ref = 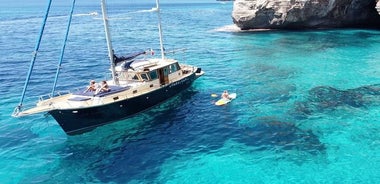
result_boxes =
[83,80,97,93]
[95,80,110,94]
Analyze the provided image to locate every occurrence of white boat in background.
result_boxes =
[89,11,98,16]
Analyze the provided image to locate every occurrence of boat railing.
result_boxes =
[181,64,197,73]
[38,90,71,102]
[12,89,72,116]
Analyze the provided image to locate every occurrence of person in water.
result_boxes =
[84,80,97,93]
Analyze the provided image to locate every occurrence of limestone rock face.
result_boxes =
[232,0,380,30]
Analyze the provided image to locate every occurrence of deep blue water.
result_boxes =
[1,1,380,183]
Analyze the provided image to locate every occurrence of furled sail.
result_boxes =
[113,50,146,65]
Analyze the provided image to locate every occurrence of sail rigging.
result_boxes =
[13,0,53,116]
[51,0,76,96]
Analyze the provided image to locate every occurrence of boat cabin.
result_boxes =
[115,58,182,86]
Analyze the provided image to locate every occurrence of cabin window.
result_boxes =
[164,67,169,75]
[149,70,158,80]
[141,73,149,81]
[132,74,139,80]
[169,63,180,73]
[121,73,140,81]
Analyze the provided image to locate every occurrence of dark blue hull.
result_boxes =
[49,73,197,135]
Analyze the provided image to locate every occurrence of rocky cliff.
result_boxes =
[232,0,380,30]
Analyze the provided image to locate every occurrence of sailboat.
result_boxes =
[12,0,204,135]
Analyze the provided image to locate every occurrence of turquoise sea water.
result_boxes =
[1,1,380,183]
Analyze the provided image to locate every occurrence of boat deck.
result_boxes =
[71,85,131,99]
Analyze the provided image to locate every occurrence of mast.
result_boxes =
[101,0,118,85]
[155,0,165,60]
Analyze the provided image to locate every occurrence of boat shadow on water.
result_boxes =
[51,88,201,182]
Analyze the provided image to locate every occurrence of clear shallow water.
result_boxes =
[1,1,380,184]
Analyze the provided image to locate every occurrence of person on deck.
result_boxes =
[95,80,110,94]
[84,80,97,93]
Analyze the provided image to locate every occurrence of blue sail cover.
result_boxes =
[113,50,146,65]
